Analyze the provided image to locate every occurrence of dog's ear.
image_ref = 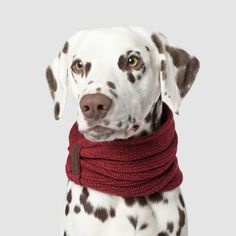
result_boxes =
[45,42,69,120]
[151,33,200,113]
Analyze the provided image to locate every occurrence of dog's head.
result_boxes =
[46,27,199,141]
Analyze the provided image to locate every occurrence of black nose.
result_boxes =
[80,94,112,120]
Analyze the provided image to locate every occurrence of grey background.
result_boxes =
[0,0,235,235]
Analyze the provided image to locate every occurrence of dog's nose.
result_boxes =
[80,94,112,120]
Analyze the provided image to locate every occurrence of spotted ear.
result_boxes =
[151,33,200,114]
[45,42,69,120]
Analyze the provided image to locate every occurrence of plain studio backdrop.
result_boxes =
[0,0,235,235]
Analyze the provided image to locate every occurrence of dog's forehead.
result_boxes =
[70,27,151,58]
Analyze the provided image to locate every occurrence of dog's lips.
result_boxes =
[81,125,115,137]
[90,125,114,133]
[80,122,141,141]
[81,125,115,141]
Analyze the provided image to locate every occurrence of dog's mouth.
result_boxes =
[81,124,140,141]
[81,125,116,140]
[89,125,114,133]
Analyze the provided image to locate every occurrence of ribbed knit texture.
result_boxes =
[66,103,183,197]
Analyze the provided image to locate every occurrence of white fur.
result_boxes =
[46,27,198,236]
[60,182,186,236]
[48,27,188,141]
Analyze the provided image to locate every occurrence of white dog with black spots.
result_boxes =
[46,27,199,236]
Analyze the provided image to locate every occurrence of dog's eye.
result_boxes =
[127,55,141,70]
[71,60,84,74]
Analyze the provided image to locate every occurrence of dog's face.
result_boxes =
[46,27,199,141]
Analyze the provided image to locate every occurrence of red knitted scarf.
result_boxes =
[66,103,183,197]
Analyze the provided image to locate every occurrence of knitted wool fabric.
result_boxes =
[66,103,183,197]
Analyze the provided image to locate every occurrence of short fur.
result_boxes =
[46,27,199,236]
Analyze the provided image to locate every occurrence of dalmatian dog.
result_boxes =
[46,27,199,236]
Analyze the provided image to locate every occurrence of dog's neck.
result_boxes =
[67,103,182,196]
[135,96,163,138]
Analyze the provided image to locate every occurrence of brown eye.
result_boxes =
[71,60,84,74]
[127,55,141,69]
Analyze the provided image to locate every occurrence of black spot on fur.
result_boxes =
[88,81,94,84]
[62,41,69,54]
[163,198,169,204]
[124,197,135,207]
[167,222,174,233]
[107,81,116,89]
[176,207,186,236]
[117,121,122,127]
[63,231,67,236]
[151,96,162,131]
[139,130,149,137]
[118,55,126,71]
[161,60,166,71]
[145,112,151,123]
[74,205,81,214]
[128,115,132,123]
[136,197,148,207]
[80,187,89,204]
[140,223,148,230]
[79,187,93,214]
[161,62,167,80]
[110,207,116,217]
[66,190,72,203]
[142,66,146,74]
[151,34,164,53]
[46,66,57,100]
[148,192,163,203]
[151,102,158,131]
[127,50,133,55]
[83,202,94,214]
[128,216,138,229]
[124,197,147,207]
[158,232,168,236]
[109,89,118,98]
[54,102,60,120]
[133,124,140,131]
[178,56,199,98]
[94,207,108,222]
[179,193,185,208]
[145,46,150,52]
[65,204,69,216]
[85,62,92,77]
[127,73,135,83]
[165,45,190,68]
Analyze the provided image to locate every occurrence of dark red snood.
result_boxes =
[66,103,183,197]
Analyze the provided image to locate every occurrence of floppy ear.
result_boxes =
[45,42,69,120]
[151,33,200,113]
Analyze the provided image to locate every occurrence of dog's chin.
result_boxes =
[83,127,114,141]
[82,125,135,142]
[84,132,116,142]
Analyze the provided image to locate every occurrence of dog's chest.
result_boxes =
[61,181,186,236]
